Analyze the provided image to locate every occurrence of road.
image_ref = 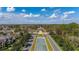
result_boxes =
[30,30,61,51]
[35,37,47,51]
[47,35,61,51]
[30,35,61,51]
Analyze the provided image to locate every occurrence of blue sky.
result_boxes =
[0,7,79,24]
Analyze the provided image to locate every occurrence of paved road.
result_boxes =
[30,35,61,51]
[47,35,61,51]
[35,37,47,51]
[30,29,61,51]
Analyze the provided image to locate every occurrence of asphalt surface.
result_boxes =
[31,35,61,51]
[35,37,47,51]
[47,35,61,51]
[30,30,61,51]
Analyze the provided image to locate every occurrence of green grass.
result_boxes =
[30,36,37,51]
[45,37,53,51]
[51,34,75,51]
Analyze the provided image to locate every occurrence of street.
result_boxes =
[30,29,61,51]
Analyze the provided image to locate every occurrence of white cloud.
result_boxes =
[64,11,75,15]
[1,13,16,19]
[49,13,57,18]
[1,12,40,18]
[49,9,61,19]
[41,8,46,11]
[62,11,76,19]
[62,14,68,19]
[23,13,32,17]
[33,14,40,17]
[22,9,26,12]
[23,14,31,17]
[23,13,40,17]
[6,7,15,12]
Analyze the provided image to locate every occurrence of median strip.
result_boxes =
[30,36,37,51]
[45,37,53,51]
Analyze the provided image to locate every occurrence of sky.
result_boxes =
[0,7,79,24]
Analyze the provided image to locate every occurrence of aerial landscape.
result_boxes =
[0,7,79,51]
